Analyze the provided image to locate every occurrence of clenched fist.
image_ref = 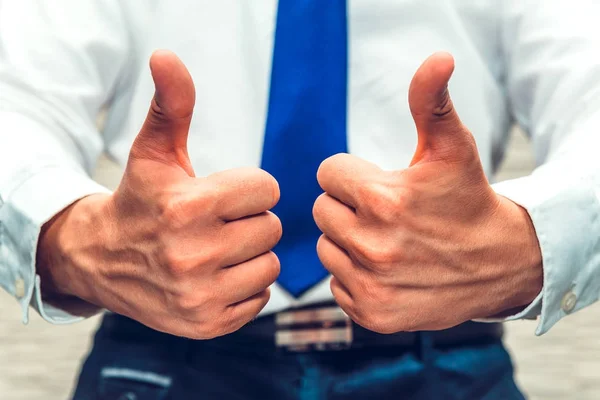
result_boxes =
[313,52,543,334]
[37,51,282,339]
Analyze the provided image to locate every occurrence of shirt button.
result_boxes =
[561,291,577,313]
[14,278,25,299]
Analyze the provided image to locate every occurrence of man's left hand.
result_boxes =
[313,52,543,334]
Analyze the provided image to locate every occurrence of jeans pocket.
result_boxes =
[98,367,172,400]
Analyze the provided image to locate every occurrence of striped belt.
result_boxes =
[244,302,503,352]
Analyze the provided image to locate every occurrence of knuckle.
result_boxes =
[149,97,170,123]
[167,285,214,316]
[359,178,407,222]
[352,237,399,266]
[196,247,224,269]
[355,180,381,205]
[161,249,195,276]
[162,247,222,276]
[156,183,220,229]
[195,182,221,213]
[172,292,202,313]
[432,88,453,117]
[157,195,191,229]
[377,194,406,223]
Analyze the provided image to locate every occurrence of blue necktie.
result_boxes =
[261,0,348,297]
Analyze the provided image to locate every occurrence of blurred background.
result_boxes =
[1,128,598,399]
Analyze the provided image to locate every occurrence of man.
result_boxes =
[0,0,599,398]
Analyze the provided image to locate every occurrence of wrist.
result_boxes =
[36,193,113,310]
[488,195,543,315]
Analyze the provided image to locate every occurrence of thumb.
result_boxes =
[130,50,196,176]
[408,52,472,165]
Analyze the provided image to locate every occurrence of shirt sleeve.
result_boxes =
[490,0,600,335]
[0,1,137,324]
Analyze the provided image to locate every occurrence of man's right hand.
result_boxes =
[36,51,282,339]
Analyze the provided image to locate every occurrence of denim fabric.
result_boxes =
[72,314,525,400]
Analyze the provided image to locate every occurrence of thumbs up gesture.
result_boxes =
[313,53,543,333]
[37,51,282,339]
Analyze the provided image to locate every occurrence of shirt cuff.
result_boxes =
[0,165,111,324]
[484,172,600,335]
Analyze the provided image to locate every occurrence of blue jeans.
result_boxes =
[72,314,525,399]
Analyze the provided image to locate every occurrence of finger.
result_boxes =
[207,168,280,221]
[226,288,271,329]
[130,50,196,176]
[330,277,355,314]
[316,153,382,209]
[316,235,359,291]
[220,211,282,266]
[313,193,358,251]
[408,52,474,164]
[220,251,280,305]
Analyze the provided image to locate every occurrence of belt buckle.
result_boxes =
[275,306,353,352]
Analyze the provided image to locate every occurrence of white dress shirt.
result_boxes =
[1,0,599,335]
